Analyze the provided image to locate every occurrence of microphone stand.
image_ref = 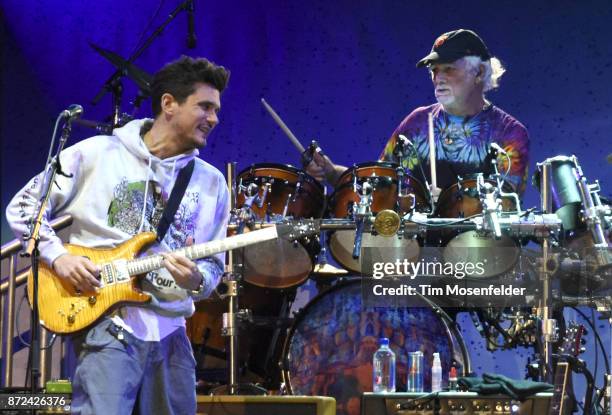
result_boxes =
[23,113,76,392]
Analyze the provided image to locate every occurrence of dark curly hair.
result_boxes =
[151,56,230,117]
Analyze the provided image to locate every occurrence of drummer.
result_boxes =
[307,29,529,194]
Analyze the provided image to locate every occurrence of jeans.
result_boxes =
[71,319,196,415]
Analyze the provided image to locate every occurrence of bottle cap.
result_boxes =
[378,338,389,346]
[433,352,441,364]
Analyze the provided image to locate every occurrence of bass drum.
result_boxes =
[234,163,324,289]
[282,280,467,415]
[328,162,429,273]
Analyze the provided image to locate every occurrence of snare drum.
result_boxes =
[282,280,466,415]
[435,175,519,278]
[328,162,429,273]
[234,163,324,289]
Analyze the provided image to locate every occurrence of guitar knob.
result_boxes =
[88,296,97,305]
[67,314,75,325]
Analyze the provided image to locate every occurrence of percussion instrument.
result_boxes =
[327,162,429,273]
[533,155,588,234]
[435,174,520,278]
[281,279,466,415]
[234,163,324,288]
[187,283,292,388]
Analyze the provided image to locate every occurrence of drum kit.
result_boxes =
[183,149,610,415]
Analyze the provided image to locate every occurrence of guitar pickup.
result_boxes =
[101,263,114,285]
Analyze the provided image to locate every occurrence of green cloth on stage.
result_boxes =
[458,373,553,400]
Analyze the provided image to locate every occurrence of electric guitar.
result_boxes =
[548,322,586,415]
[27,221,318,334]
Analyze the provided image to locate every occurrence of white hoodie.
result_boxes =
[6,119,229,340]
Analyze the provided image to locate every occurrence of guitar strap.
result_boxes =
[156,159,195,242]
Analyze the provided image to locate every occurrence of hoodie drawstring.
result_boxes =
[138,157,153,233]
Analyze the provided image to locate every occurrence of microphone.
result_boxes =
[186,0,196,49]
[490,142,507,155]
[394,134,414,159]
[61,104,84,120]
[398,134,414,148]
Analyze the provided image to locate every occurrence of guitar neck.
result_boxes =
[549,362,571,415]
[125,226,278,275]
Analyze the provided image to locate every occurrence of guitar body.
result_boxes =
[27,232,156,334]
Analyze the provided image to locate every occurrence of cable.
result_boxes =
[16,290,31,348]
[15,288,57,350]
[499,151,512,185]
[130,0,167,56]
[404,213,484,228]
[44,114,64,168]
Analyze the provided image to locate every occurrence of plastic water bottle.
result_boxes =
[373,338,396,393]
[431,352,442,392]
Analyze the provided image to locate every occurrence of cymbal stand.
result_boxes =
[536,160,558,383]
[91,0,194,120]
[217,162,266,395]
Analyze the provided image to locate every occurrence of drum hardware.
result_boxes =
[352,181,374,259]
[536,160,558,383]
[397,134,436,214]
[476,174,503,239]
[489,145,522,217]
[534,155,584,233]
[573,161,612,268]
[209,162,267,395]
[471,309,538,352]
[328,162,428,273]
[234,163,324,289]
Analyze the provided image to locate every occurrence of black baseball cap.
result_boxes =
[416,29,491,68]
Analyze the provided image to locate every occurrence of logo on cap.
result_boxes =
[434,34,449,49]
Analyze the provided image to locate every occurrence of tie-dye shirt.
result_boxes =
[380,103,529,194]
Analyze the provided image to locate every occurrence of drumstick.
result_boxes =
[261,98,305,153]
[428,112,437,190]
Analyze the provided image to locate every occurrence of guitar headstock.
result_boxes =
[276,219,320,241]
[557,322,586,358]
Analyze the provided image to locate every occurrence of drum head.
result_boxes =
[329,231,420,274]
[238,239,313,288]
[443,231,520,279]
[282,280,463,415]
[234,163,324,289]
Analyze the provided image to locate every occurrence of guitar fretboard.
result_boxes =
[125,226,279,275]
